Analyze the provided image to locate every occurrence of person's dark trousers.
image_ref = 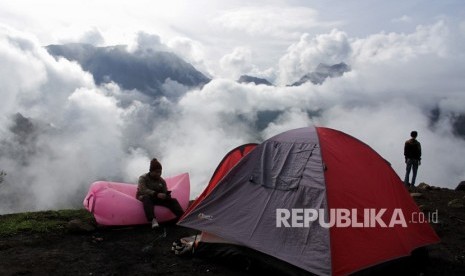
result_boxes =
[140,195,184,222]
[404,159,420,186]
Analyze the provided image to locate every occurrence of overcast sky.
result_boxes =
[1,1,465,213]
[1,0,463,76]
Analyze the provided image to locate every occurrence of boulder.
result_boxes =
[447,199,465,209]
[417,183,431,190]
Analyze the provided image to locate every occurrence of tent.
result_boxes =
[177,126,439,276]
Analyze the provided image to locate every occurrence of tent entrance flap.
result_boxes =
[249,141,316,191]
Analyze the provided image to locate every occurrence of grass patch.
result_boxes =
[0,209,94,236]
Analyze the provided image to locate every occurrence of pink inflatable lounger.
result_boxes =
[83,173,190,226]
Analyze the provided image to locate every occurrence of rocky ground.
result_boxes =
[0,184,464,276]
[408,184,465,275]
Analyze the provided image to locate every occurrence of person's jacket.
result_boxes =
[136,173,168,199]
[404,138,422,160]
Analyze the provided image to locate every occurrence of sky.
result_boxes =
[0,0,465,213]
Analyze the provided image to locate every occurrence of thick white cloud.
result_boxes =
[278,29,351,85]
[219,47,254,79]
[0,28,145,213]
[78,28,105,46]
[128,32,169,53]
[0,25,94,122]
[167,37,210,76]
[351,21,450,64]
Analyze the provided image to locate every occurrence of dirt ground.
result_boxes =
[0,221,252,276]
[0,187,464,276]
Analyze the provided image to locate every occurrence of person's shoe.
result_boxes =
[151,218,159,229]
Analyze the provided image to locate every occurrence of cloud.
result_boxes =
[219,47,254,79]
[392,15,413,24]
[128,31,169,53]
[55,27,106,46]
[78,27,105,46]
[260,108,314,138]
[277,29,352,85]
[213,6,340,39]
[218,47,277,81]
[0,27,145,213]
[167,36,209,75]
[351,21,450,64]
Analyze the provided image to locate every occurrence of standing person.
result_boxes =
[136,158,184,228]
[404,131,422,187]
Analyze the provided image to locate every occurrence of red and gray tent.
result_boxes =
[178,126,439,276]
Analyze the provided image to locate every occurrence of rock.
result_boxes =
[410,193,423,198]
[456,181,465,191]
[448,199,465,209]
[417,183,431,190]
[67,219,96,233]
[141,245,154,254]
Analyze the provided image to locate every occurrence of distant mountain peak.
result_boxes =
[46,43,210,98]
[291,62,350,86]
[237,75,273,86]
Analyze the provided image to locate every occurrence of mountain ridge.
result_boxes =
[291,62,350,86]
[46,43,211,98]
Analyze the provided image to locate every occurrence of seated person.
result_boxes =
[136,158,184,228]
